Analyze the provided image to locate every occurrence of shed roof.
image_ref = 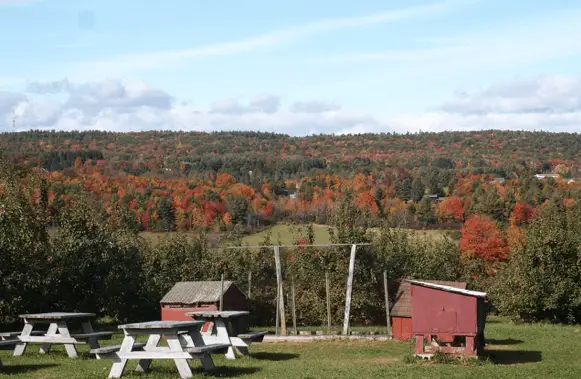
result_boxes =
[160,281,243,305]
[406,279,487,298]
[391,279,467,318]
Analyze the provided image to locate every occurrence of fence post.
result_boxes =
[342,244,357,335]
[383,270,392,338]
[274,246,287,336]
[248,271,252,299]
[291,277,297,336]
[326,271,331,334]
[275,282,279,336]
[219,273,224,311]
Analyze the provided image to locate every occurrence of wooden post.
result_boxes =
[248,271,252,299]
[325,271,331,334]
[275,283,279,336]
[342,244,357,335]
[383,270,392,337]
[291,277,297,336]
[219,273,224,311]
[274,246,287,336]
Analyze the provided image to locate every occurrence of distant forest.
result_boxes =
[1,129,580,232]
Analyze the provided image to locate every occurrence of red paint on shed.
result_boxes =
[391,316,413,341]
[408,280,487,356]
[390,280,467,341]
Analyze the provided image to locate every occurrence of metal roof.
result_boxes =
[406,279,487,298]
[391,280,467,318]
[160,281,241,305]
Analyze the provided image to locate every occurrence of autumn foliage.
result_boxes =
[459,215,508,263]
[436,196,464,222]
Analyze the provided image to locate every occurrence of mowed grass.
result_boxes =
[1,318,581,378]
[140,224,456,247]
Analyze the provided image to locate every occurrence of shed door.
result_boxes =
[431,308,457,333]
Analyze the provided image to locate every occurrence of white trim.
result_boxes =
[406,280,487,298]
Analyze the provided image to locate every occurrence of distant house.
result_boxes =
[289,193,297,199]
[535,174,560,180]
[390,279,467,341]
[491,177,505,184]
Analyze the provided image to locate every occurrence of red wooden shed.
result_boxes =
[160,281,248,322]
[390,279,467,341]
[407,279,487,356]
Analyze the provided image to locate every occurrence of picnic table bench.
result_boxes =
[0,340,17,368]
[186,311,268,360]
[13,312,113,358]
[92,320,229,379]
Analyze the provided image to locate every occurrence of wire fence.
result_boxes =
[215,243,392,337]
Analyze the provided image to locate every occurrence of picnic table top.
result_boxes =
[186,310,250,318]
[19,312,96,320]
[118,320,205,330]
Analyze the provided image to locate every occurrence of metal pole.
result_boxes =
[383,270,392,338]
[326,271,331,334]
[342,244,357,335]
[219,273,224,311]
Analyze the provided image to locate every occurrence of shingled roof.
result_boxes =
[160,281,242,305]
[390,279,467,318]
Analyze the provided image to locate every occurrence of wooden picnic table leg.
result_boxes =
[136,334,161,373]
[56,321,78,358]
[108,334,136,379]
[39,323,59,354]
[214,318,236,360]
[13,321,33,356]
[187,327,216,371]
[166,333,194,379]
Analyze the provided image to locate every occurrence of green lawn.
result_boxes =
[1,319,581,378]
[135,224,456,247]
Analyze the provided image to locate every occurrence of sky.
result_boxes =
[1,0,581,135]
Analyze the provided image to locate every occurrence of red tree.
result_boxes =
[436,196,464,222]
[510,202,535,226]
[460,215,508,263]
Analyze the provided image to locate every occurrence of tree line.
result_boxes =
[2,158,581,326]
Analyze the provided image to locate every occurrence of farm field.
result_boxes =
[139,224,457,247]
[0,318,580,378]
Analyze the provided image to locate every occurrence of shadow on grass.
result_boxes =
[199,367,261,377]
[485,350,542,365]
[486,338,524,345]
[250,352,299,361]
[0,363,59,374]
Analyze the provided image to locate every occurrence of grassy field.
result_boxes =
[1,318,581,378]
[140,224,456,247]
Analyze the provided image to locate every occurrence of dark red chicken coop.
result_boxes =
[407,279,487,357]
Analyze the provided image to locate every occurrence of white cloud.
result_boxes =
[69,0,475,77]
[4,75,581,135]
[441,76,581,115]
[1,78,391,135]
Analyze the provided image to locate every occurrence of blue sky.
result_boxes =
[1,0,581,134]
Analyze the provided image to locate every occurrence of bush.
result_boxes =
[490,201,581,323]
[0,162,51,323]
[50,194,148,322]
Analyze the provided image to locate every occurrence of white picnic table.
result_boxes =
[186,311,267,360]
[91,320,230,379]
[13,312,112,358]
